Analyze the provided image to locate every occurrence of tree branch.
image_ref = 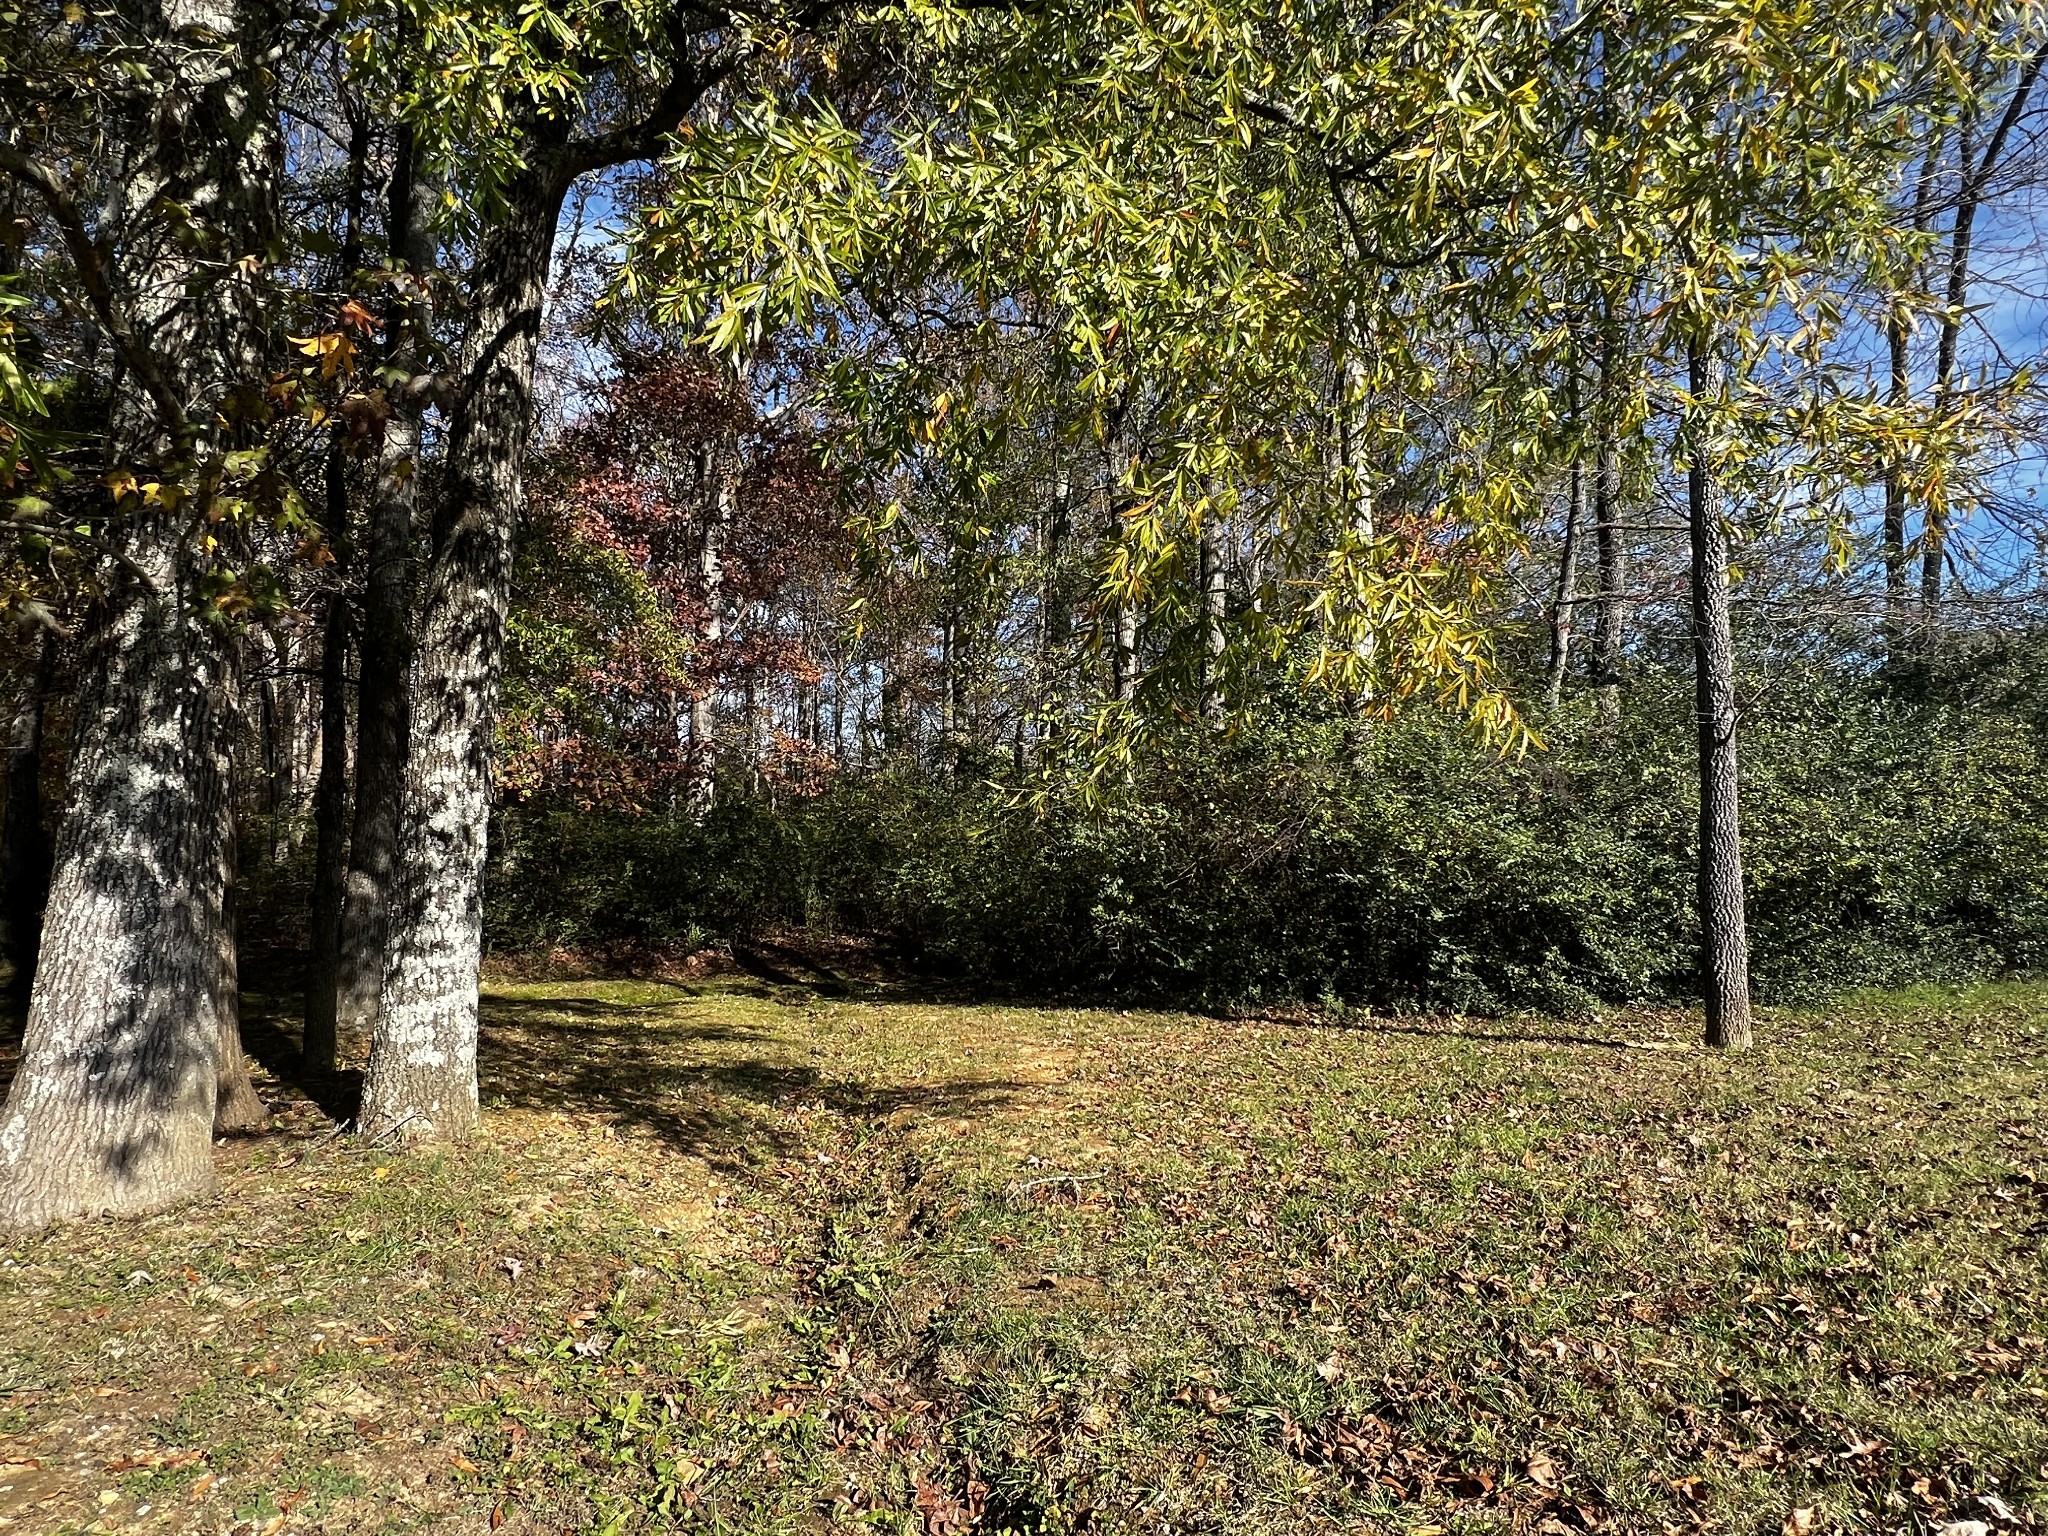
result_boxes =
[0,142,189,443]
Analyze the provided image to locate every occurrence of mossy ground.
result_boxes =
[1,967,2043,1535]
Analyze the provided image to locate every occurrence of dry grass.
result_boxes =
[1,971,2044,1536]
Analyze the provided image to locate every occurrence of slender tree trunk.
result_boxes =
[1199,516,1225,723]
[1880,132,1940,638]
[1545,460,1585,711]
[334,120,426,1052]
[1686,337,1752,1051]
[0,0,279,1227]
[214,805,267,1135]
[831,662,845,760]
[302,594,351,1070]
[263,627,298,824]
[361,157,566,1143]
[1040,469,1071,748]
[1882,311,1912,623]
[1922,44,2047,619]
[1104,427,1138,704]
[1591,335,1627,722]
[688,438,730,818]
[940,610,960,774]
[304,109,370,1069]
[0,632,54,994]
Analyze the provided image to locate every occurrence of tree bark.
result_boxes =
[1590,336,1627,722]
[0,631,55,994]
[1039,469,1071,747]
[1104,427,1138,704]
[1686,337,1753,1051]
[302,593,351,1071]
[1881,130,1940,637]
[214,806,267,1135]
[360,157,566,1143]
[687,435,731,818]
[1199,516,1225,723]
[304,108,371,1070]
[1544,460,1585,711]
[0,0,279,1226]
[334,120,427,1052]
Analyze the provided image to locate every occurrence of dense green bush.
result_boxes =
[487,666,2048,1013]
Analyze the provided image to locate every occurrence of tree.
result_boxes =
[354,0,772,1138]
[1684,336,1752,1049]
[0,0,289,1224]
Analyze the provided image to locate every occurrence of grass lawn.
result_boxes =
[0,969,2043,1535]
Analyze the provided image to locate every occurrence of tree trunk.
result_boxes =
[1591,334,1627,722]
[0,0,279,1227]
[0,631,55,994]
[1104,428,1138,705]
[361,158,566,1143]
[1199,516,1225,723]
[302,593,351,1071]
[688,437,730,818]
[1686,337,1753,1051]
[214,807,267,1135]
[1039,469,1071,746]
[304,108,370,1070]
[334,121,427,1053]
[1544,460,1585,711]
[1882,308,1912,625]
[1921,44,2047,620]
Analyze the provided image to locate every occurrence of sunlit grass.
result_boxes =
[0,978,2042,1534]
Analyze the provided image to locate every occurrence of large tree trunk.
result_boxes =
[1686,338,1752,1051]
[0,554,242,1223]
[0,0,279,1226]
[360,159,565,1143]
[0,631,55,994]
[334,122,427,1053]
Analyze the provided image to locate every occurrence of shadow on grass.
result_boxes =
[234,995,362,1126]
[478,991,1031,1171]
[0,966,1030,1165]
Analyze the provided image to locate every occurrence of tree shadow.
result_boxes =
[233,994,362,1126]
[730,939,851,997]
[477,992,1033,1172]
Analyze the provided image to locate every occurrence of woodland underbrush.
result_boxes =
[485,662,2048,1015]
[0,975,2042,1535]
